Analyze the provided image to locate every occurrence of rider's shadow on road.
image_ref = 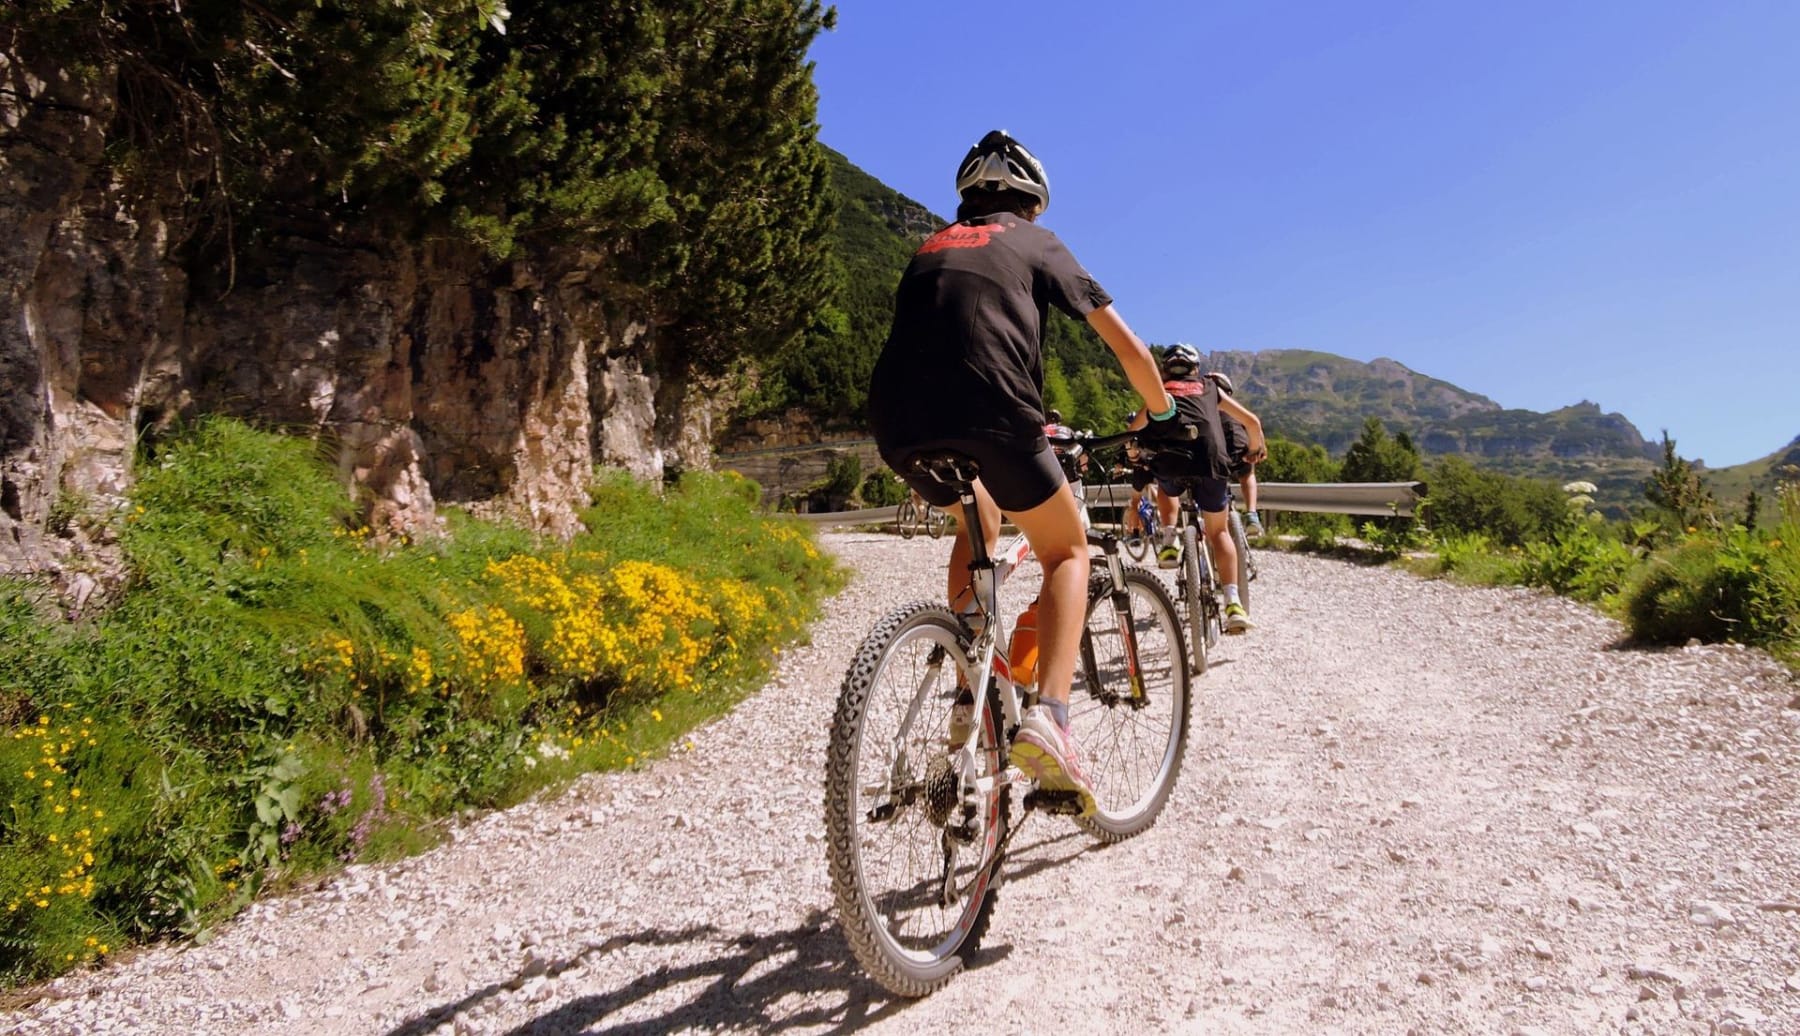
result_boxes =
[384,828,1095,1035]
[382,907,995,1035]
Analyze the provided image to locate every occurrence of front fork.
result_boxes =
[1089,532,1149,705]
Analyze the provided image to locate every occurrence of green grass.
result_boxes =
[0,418,843,985]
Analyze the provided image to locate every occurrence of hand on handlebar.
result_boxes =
[1141,412,1198,442]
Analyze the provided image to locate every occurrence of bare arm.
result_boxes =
[1087,305,1173,419]
[1219,394,1267,461]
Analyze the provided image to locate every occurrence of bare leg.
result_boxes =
[946,481,1003,612]
[1004,484,1090,707]
[1204,508,1237,589]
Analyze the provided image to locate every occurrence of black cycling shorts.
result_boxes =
[1155,474,1230,515]
[883,437,1066,515]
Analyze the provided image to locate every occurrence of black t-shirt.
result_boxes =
[1146,374,1232,481]
[868,213,1113,452]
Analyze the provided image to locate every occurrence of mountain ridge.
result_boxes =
[747,148,1789,511]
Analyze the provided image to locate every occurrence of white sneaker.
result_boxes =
[1009,706,1097,816]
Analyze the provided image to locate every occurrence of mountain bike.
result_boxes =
[896,498,948,540]
[1163,483,1257,673]
[826,429,1191,997]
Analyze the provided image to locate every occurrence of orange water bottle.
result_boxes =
[1008,599,1041,686]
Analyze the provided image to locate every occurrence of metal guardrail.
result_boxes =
[787,481,1422,527]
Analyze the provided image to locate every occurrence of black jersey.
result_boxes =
[1146,374,1232,481]
[868,212,1113,452]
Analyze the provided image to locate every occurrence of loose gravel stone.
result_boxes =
[3,535,1798,1034]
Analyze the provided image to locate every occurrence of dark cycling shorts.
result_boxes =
[883,437,1066,515]
[1126,467,1155,492]
[1155,474,1230,515]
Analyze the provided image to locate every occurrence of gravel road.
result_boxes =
[8,532,1800,1035]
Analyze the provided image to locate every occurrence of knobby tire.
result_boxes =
[1070,568,1191,842]
[825,603,1009,997]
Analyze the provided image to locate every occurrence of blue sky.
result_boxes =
[808,1,1799,468]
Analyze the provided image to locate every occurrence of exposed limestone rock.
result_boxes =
[0,42,728,583]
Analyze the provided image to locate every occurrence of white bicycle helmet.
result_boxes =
[1207,371,1235,395]
[955,130,1050,212]
[1161,343,1200,378]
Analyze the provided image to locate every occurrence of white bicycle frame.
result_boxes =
[942,527,1034,796]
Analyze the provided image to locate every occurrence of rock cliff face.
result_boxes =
[1,46,719,583]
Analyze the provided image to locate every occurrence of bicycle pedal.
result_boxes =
[1023,789,1085,816]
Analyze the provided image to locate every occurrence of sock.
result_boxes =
[1224,584,1240,606]
[1040,698,1069,729]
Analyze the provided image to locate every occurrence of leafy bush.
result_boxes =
[1422,456,1572,547]
[1623,523,1798,650]
[1428,533,1515,585]
[0,420,840,983]
[860,470,907,508]
[1507,520,1638,603]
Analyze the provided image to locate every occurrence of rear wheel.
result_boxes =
[1069,568,1191,842]
[825,604,1009,997]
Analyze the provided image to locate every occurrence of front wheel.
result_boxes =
[1069,568,1191,842]
[825,603,1009,997]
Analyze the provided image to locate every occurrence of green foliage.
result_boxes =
[744,146,923,423]
[1428,533,1515,585]
[0,421,839,983]
[1507,520,1638,603]
[1644,431,1717,537]
[859,471,907,508]
[1422,456,1572,547]
[10,0,835,379]
[1358,517,1425,559]
[1622,492,1799,652]
[1294,514,1350,552]
[1259,437,1339,484]
[1341,417,1423,484]
[822,454,862,507]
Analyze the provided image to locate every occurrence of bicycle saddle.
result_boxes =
[904,451,981,488]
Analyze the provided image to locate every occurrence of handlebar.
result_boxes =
[1049,423,1198,457]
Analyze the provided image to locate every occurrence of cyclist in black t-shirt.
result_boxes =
[1129,344,1266,632]
[868,130,1181,814]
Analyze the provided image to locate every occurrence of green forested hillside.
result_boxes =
[739,147,1131,430]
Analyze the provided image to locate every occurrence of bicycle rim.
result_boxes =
[1181,524,1211,674]
[825,604,1007,997]
[1229,509,1252,613]
[1070,569,1191,842]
